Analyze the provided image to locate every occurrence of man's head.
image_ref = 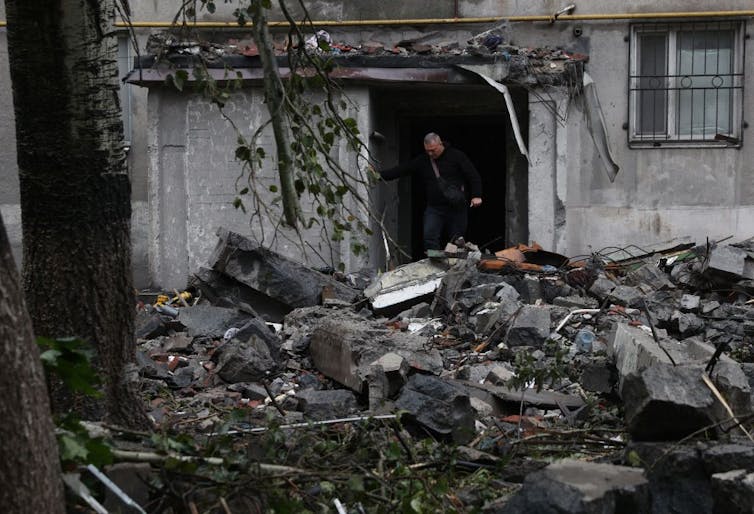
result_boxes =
[423,132,445,160]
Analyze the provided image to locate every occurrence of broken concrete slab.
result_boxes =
[176,304,256,339]
[680,294,701,312]
[191,266,291,322]
[607,285,644,308]
[710,469,754,514]
[626,442,713,514]
[708,245,754,279]
[587,274,617,301]
[500,459,650,513]
[370,352,409,394]
[452,380,585,413]
[213,333,279,383]
[621,362,715,440]
[578,357,617,394]
[552,295,599,309]
[672,310,705,337]
[495,282,521,303]
[282,305,370,354]
[207,228,358,310]
[135,311,169,340]
[365,352,410,409]
[296,389,359,421]
[607,323,679,390]
[395,374,475,444]
[310,319,443,394]
[676,338,752,418]
[431,259,482,316]
[515,275,544,304]
[625,262,676,291]
[702,443,754,475]
[364,258,449,311]
[505,305,551,347]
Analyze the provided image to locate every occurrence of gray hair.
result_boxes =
[424,132,441,145]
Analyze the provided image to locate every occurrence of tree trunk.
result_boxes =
[250,1,301,226]
[6,0,150,429]
[0,213,65,513]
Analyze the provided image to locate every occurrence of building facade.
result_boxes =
[1,1,752,290]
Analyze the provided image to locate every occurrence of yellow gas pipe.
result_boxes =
[1,10,753,28]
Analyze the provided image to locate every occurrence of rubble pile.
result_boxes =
[146,22,587,87]
[130,229,754,512]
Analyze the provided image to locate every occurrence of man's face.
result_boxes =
[424,140,444,160]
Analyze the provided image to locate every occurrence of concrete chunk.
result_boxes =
[579,357,617,394]
[708,245,754,279]
[208,228,358,309]
[501,459,650,513]
[213,334,278,383]
[364,258,448,310]
[607,323,677,390]
[506,305,551,347]
[621,363,715,440]
[625,262,676,291]
[296,389,359,421]
[710,469,754,514]
[607,285,644,308]
[680,294,701,312]
[310,319,442,394]
[395,374,475,444]
[588,274,617,301]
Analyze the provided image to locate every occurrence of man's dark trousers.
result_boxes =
[423,204,468,251]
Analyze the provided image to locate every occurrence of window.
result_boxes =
[629,21,745,147]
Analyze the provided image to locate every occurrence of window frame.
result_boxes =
[628,20,746,148]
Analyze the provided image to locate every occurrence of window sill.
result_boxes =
[628,140,741,149]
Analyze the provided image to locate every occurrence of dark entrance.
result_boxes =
[402,115,508,260]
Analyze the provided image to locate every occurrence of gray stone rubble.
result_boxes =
[133,231,754,512]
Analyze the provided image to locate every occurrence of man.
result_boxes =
[377,133,483,252]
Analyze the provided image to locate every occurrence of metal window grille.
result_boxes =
[629,21,745,147]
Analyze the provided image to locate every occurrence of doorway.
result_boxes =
[370,84,529,265]
[401,115,509,260]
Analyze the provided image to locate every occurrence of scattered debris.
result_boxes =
[124,231,754,511]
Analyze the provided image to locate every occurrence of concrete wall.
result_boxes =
[497,3,754,256]
[145,86,373,289]
[2,1,754,288]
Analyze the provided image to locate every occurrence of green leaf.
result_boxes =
[206,2,216,14]
[235,145,251,161]
[256,147,266,158]
[348,474,365,492]
[269,185,278,193]
[239,187,249,195]
[174,70,189,92]
[626,450,642,467]
[233,197,246,213]
[319,481,335,494]
[59,434,88,462]
[37,337,101,397]
[40,348,62,365]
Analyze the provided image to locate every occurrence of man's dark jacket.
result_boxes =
[379,146,482,207]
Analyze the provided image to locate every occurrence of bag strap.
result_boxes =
[431,159,464,191]
[430,158,440,178]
